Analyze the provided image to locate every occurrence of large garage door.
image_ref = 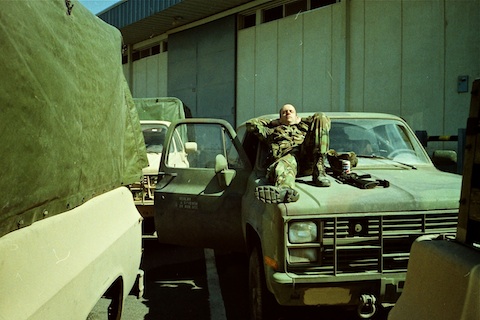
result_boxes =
[168,16,236,125]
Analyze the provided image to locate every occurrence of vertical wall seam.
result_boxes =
[443,0,447,135]
[331,7,334,111]
[301,14,304,111]
[400,0,403,116]
[362,0,366,111]
[195,36,198,116]
[233,16,238,126]
[276,21,279,110]
[253,27,256,116]
[344,0,349,112]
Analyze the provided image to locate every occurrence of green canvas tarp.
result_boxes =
[134,97,186,122]
[0,0,148,237]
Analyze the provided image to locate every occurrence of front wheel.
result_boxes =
[249,246,278,320]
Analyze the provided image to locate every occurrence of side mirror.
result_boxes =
[432,150,457,166]
[432,150,457,173]
[215,154,236,188]
[215,154,228,173]
[184,142,198,154]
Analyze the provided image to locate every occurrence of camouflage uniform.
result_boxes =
[246,113,331,190]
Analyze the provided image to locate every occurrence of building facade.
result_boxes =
[100,0,480,155]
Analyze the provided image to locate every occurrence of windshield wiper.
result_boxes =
[357,154,417,170]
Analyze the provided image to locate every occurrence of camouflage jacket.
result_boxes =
[246,116,318,163]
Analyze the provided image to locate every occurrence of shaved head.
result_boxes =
[279,104,299,125]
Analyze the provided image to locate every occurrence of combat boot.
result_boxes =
[312,154,331,187]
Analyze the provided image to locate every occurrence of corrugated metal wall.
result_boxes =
[99,0,182,28]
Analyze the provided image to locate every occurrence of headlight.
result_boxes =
[289,221,317,243]
[131,190,144,202]
[149,175,158,186]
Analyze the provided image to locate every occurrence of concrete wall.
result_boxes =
[237,4,346,123]
[237,0,480,154]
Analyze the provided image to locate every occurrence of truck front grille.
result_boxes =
[129,175,157,205]
[286,211,458,275]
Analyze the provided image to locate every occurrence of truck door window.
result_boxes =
[166,123,245,169]
[165,130,189,168]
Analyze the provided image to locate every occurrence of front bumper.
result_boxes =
[269,271,404,307]
[135,203,154,218]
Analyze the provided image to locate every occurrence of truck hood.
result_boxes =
[288,166,461,215]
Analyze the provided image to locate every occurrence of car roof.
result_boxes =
[238,112,403,127]
[140,120,171,126]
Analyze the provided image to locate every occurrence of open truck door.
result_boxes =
[154,119,251,251]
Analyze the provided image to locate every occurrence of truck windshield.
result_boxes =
[142,124,168,153]
[330,118,430,165]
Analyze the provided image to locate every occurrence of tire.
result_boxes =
[86,282,123,320]
[107,279,124,320]
[107,292,122,320]
[249,246,278,320]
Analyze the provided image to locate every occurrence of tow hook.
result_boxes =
[357,294,377,319]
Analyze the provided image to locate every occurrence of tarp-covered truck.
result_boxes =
[0,1,147,319]
[130,97,189,233]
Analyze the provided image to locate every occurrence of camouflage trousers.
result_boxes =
[266,153,298,189]
[267,112,330,189]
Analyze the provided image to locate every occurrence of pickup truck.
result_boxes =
[130,97,189,233]
[154,113,461,319]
